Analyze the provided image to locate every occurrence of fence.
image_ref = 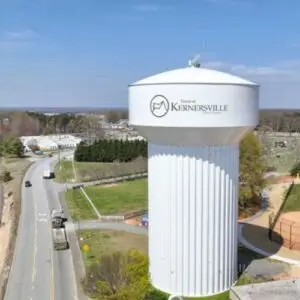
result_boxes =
[69,172,148,190]
[269,181,294,232]
[100,216,125,221]
[270,217,300,250]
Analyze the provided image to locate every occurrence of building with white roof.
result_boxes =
[20,134,82,151]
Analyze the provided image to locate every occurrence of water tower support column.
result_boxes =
[148,143,239,297]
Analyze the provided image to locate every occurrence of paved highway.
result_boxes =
[5,155,78,300]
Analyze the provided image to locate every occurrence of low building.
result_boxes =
[20,134,82,152]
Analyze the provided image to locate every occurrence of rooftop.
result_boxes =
[131,67,258,86]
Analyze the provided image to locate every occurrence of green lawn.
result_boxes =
[65,189,98,220]
[55,159,147,183]
[66,179,147,219]
[55,160,74,182]
[79,230,148,268]
[282,183,300,212]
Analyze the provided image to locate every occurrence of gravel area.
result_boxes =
[232,279,300,300]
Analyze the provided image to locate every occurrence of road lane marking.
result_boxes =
[44,180,55,300]
[70,252,79,300]
[38,212,48,217]
[49,243,54,300]
[38,218,48,222]
[31,195,38,284]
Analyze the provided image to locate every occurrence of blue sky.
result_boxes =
[1,0,300,108]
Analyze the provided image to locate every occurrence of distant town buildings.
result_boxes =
[19,115,145,152]
[20,134,82,152]
[101,118,145,141]
[43,112,60,116]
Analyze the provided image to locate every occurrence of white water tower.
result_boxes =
[128,59,259,298]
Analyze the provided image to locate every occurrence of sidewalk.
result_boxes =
[239,180,300,264]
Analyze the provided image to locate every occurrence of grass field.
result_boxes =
[79,230,148,268]
[66,179,147,219]
[54,160,74,182]
[79,230,229,300]
[65,189,98,220]
[282,184,300,213]
[55,159,147,182]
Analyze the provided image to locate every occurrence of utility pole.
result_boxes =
[57,144,62,170]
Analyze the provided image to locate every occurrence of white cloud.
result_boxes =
[3,29,38,41]
[204,59,300,82]
[133,3,173,12]
[0,29,38,50]
[203,59,300,108]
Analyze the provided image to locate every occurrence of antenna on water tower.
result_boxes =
[188,54,201,68]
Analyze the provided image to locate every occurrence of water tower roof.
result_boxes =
[131,67,258,86]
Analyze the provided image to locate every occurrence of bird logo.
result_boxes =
[150,95,170,118]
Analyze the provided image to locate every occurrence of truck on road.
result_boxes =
[51,209,67,228]
[52,228,69,250]
[43,168,55,179]
[43,169,51,179]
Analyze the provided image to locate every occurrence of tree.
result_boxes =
[82,249,169,300]
[0,137,24,157]
[1,170,12,182]
[290,162,300,177]
[106,111,121,123]
[239,132,267,212]
[74,139,147,163]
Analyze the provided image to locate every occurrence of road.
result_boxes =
[4,154,78,300]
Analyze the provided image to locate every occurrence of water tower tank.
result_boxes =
[128,62,259,298]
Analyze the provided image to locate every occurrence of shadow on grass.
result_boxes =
[237,222,284,286]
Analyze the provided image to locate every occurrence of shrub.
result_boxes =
[267,166,277,172]
[0,170,13,182]
[290,162,300,177]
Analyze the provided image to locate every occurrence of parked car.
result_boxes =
[25,180,32,187]
[140,215,148,227]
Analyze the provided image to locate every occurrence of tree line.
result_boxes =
[258,110,300,132]
[3,109,300,139]
[74,139,147,163]
[0,111,104,137]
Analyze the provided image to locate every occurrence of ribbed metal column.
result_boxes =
[148,143,239,297]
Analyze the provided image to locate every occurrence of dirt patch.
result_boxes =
[99,183,119,188]
[125,219,140,226]
[279,211,300,223]
[272,265,300,280]
[0,159,32,299]
[0,193,14,273]
[276,175,295,183]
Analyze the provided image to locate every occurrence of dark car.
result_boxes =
[25,180,32,187]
